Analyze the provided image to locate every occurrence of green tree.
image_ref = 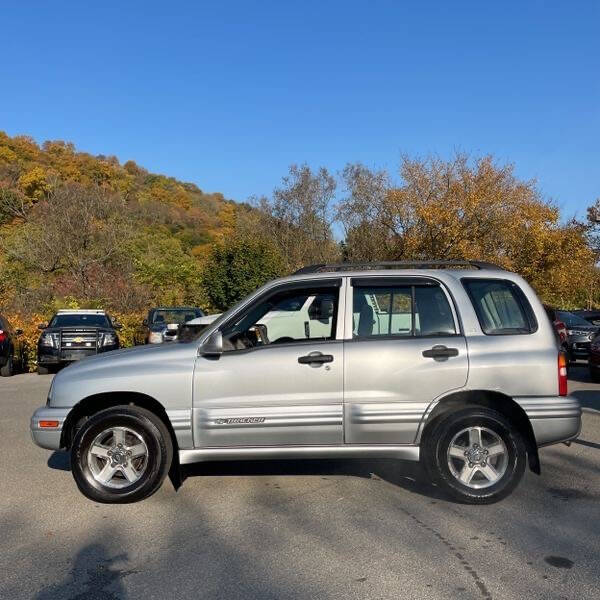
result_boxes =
[132,229,205,307]
[201,239,285,311]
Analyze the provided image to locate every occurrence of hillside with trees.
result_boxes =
[0,131,598,367]
[0,131,243,314]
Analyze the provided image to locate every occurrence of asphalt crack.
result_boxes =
[398,506,493,600]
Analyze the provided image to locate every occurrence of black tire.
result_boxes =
[37,364,51,375]
[71,405,173,504]
[589,366,600,383]
[1,355,13,377]
[423,407,526,504]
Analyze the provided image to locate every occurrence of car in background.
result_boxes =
[0,313,25,377]
[543,305,568,354]
[555,310,599,363]
[37,309,120,374]
[178,314,221,341]
[135,307,204,345]
[572,309,600,327]
[588,335,600,381]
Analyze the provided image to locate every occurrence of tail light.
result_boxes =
[558,352,568,396]
[0,330,6,343]
[555,320,567,342]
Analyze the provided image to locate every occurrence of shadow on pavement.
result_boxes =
[573,438,600,450]
[48,451,70,471]
[183,458,449,501]
[34,543,133,600]
[570,389,600,412]
[567,363,592,383]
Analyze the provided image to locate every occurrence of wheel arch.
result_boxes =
[61,391,183,487]
[418,389,540,474]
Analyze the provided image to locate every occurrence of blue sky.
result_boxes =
[2,1,598,219]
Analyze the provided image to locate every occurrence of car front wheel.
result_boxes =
[71,405,173,503]
[423,407,526,504]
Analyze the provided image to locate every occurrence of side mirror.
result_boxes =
[200,330,223,357]
[142,319,148,327]
[15,328,23,336]
[38,323,48,330]
[113,322,123,330]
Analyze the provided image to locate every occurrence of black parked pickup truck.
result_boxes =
[37,310,120,374]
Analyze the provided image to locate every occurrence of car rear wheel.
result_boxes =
[423,407,526,504]
[1,355,13,377]
[71,405,173,503]
[37,364,51,375]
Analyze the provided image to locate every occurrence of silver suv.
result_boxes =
[31,261,581,504]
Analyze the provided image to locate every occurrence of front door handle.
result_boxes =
[422,345,459,360]
[298,352,334,365]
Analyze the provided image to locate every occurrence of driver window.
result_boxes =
[221,286,339,351]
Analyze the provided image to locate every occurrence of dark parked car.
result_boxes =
[588,335,600,381]
[135,307,204,345]
[37,309,120,374]
[555,310,599,362]
[572,309,600,327]
[0,313,25,376]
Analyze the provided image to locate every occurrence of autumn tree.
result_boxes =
[2,183,136,304]
[338,154,596,307]
[250,164,340,271]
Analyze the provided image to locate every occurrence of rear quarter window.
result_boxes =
[462,278,538,335]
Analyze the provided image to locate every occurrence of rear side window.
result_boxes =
[462,279,537,335]
[352,282,456,338]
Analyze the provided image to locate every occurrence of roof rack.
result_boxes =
[293,260,503,275]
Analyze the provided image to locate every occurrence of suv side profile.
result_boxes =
[30,261,581,504]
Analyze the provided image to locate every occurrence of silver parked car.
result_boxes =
[31,261,581,504]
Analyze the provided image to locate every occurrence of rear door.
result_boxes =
[344,277,468,444]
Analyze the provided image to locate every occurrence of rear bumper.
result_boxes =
[30,406,71,450]
[516,396,582,447]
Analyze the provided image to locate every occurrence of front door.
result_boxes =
[344,277,468,444]
[192,279,345,447]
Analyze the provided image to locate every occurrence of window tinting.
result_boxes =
[414,286,457,336]
[462,279,536,335]
[49,314,111,328]
[353,284,456,338]
[151,309,203,325]
[556,311,592,329]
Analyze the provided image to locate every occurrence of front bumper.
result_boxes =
[567,338,592,359]
[30,406,71,450]
[516,396,582,447]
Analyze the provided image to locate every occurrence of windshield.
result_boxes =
[556,311,593,328]
[151,309,203,325]
[49,314,111,328]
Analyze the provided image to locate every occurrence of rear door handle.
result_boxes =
[298,352,334,365]
[422,345,459,359]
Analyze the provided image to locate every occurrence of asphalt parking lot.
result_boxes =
[1,368,599,600]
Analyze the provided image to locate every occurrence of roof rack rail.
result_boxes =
[293,260,503,275]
